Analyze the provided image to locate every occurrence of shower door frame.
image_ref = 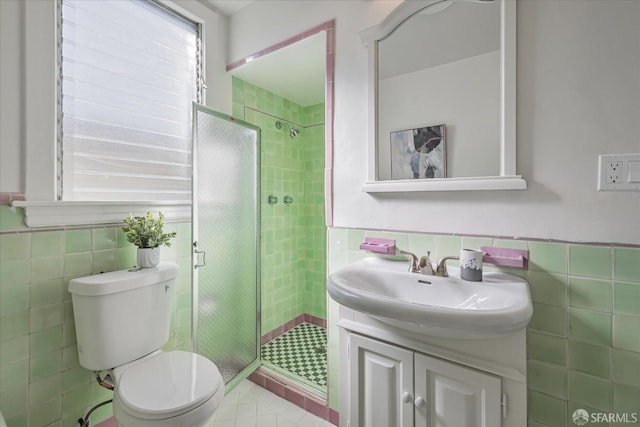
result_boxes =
[191,103,262,392]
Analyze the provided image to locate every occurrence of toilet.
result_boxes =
[69,263,224,427]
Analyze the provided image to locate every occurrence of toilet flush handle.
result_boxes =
[193,241,207,269]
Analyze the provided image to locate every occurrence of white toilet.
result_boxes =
[69,263,224,427]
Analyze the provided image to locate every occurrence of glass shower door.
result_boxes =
[192,103,261,387]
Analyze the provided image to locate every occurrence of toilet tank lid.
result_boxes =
[69,263,179,296]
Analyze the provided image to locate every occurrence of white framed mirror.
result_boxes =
[360,0,526,192]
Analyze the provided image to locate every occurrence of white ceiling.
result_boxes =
[204,0,254,16]
[203,0,325,107]
[229,32,326,107]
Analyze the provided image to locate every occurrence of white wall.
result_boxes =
[2,0,638,244]
[0,0,25,192]
[229,0,640,245]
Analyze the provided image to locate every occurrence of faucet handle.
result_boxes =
[419,251,435,275]
[399,250,420,273]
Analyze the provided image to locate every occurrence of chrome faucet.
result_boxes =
[400,250,436,275]
[435,256,459,277]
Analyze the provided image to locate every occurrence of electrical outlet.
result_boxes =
[606,161,622,184]
[598,153,640,191]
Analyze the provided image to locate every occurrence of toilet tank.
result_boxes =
[69,263,179,371]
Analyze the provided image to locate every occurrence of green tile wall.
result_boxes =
[0,206,192,427]
[326,227,640,424]
[232,77,327,335]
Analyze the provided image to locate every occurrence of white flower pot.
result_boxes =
[137,248,160,268]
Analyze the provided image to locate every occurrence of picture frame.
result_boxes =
[390,124,446,180]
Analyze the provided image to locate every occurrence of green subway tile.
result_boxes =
[62,346,79,371]
[64,230,91,253]
[0,311,29,340]
[30,303,63,332]
[30,279,63,307]
[30,255,63,282]
[92,227,116,251]
[529,241,567,274]
[528,390,567,427]
[569,277,612,312]
[568,308,611,346]
[569,245,612,280]
[30,350,62,381]
[62,365,90,393]
[31,231,64,257]
[613,282,640,316]
[493,238,528,250]
[568,340,611,379]
[613,383,640,417]
[91,249,116,273]
[529,303,566,336]
[529,272,567,307]
[0,385,27,419]
[612,349,640,387]
[0,258,30,288]
[613,314,640,352]
[62,322,77,347]
[408,233,436,255]
[569,371,612,412]
[614,247,640,283]
[0,360,28,392]
[28,374,62,408]
[61,384,91,418]
[528,360,567,398]
[434,235,461,260]
[30,326,62,356]
[528,331,566,367]
[0,335,29,366]
[28,396,61,427]
[63,253,91,277]
[0,206,28,232]
[0,233,30,261]
[0,285,29,314]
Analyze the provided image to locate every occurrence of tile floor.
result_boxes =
[207,379,335,427]
[262,323,327,388]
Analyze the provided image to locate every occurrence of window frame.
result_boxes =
[16,0,210,227]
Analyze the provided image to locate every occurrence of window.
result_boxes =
[59,0,200,202]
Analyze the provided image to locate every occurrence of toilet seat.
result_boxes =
[115,351,223,420]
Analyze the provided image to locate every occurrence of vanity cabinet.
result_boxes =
[348,333,502,427]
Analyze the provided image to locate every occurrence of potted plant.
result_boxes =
[122,211,176,268]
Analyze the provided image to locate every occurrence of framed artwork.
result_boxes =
[390,124,446,180]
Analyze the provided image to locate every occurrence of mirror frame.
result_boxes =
[360,0,526,192]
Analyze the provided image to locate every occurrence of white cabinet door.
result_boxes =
[349,334,414,427]
[414,353,501,427]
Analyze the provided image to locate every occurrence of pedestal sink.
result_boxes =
[327,257,533,339]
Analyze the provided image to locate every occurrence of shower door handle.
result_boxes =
[193,241,206,269]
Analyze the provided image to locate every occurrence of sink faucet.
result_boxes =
[400,250,436,275]
[435,256,459,277]
[399,250,421,273]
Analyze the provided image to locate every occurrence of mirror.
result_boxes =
[360,0,526,192]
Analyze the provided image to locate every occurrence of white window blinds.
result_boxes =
[59,0,198,202]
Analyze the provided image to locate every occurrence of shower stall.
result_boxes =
[191,96,328,397]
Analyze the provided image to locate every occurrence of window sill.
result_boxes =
[10,200,191,228]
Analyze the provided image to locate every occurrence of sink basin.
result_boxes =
[327,257,533,339]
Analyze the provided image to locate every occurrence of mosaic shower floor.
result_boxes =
[261,323,327,390]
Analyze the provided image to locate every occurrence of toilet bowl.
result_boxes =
[68,264,224,427]
[112,351,224,427]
